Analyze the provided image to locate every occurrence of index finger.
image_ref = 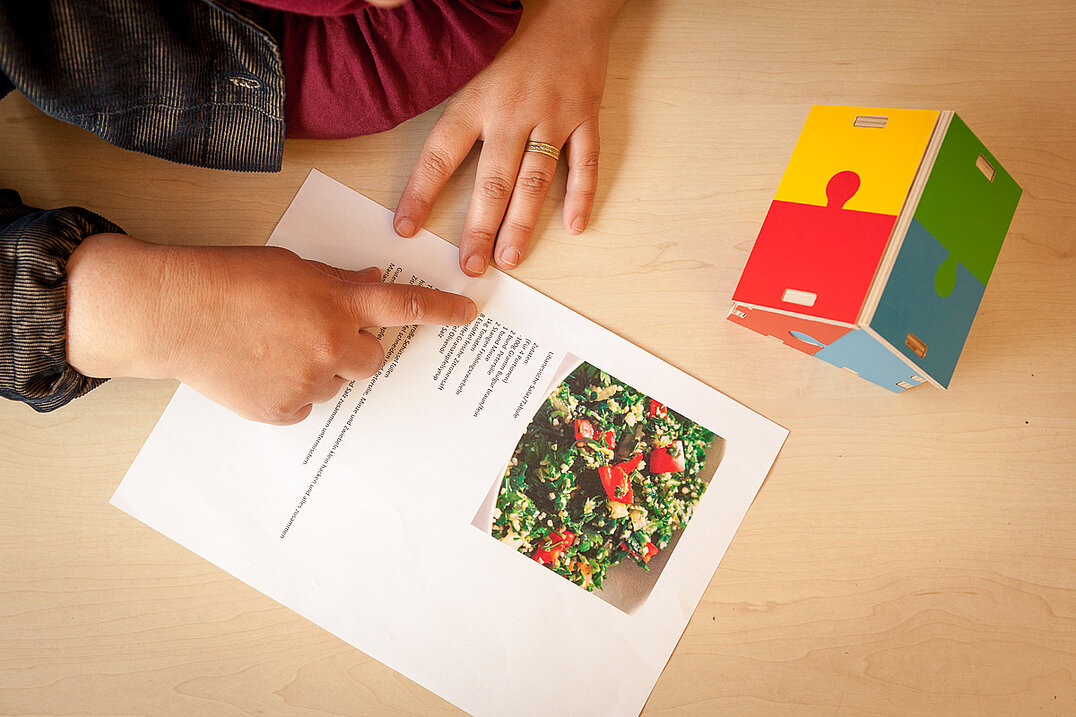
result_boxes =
[346,282,478,328]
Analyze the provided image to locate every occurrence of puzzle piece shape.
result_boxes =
[774,105,940,215]
[733,170,897,324]
[913,114,1022,286]
[814,329,927,393]
[727,304,851,357]
[869,219,987,387]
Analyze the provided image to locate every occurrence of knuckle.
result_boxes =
[503,218,535,238]
[270,410,297,426]
[275,407,308,426]
[516,169,554,195]
[260,398,296,425]
[420,147,456,183]
[573,187,597,205]
[400,189,433,216]
[478,174,515,202]
[403,290,430,323]
[241,383,306,425]
[573,150,601,173]
[464,226,499,250]
[308,333,345,368]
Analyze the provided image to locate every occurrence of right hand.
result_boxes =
[66,233,477,424]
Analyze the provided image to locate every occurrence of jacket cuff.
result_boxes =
[1,190,125,411]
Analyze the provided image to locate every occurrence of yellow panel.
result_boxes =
[773,106,940,215]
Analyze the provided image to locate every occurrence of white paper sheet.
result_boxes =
[111,169,788,717]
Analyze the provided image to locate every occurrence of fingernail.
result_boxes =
[571,217,587,233]
[465,254,487,275]
[464,299,479,323]
[499,247,521,268]
[395,216,416,237]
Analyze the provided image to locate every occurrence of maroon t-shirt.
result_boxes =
[245,0,522,138]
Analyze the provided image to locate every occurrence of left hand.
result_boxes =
[393,0,624,276]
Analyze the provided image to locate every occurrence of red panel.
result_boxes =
[727,305,852,357]
[733,171,897,324]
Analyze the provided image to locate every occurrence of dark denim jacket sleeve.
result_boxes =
[0,0,285,172]
[0,189,124,411]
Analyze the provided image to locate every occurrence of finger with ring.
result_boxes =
[524,141,561,161]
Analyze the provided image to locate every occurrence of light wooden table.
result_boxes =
[2,1,1073,715]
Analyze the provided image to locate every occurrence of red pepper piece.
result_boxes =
[649,440,686,473]
[573,419,596,441]
[647,399,667,419]
[621,453,644,474]
[533,529,575,565]
[601,430,616,449]
[598,465,634,504]
[620,540,659,563]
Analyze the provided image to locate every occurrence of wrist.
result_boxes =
[66,234,203,381]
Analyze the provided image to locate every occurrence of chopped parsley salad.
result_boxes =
[492,362,717,592]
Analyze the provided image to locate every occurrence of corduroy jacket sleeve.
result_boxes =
[0,189,124,411]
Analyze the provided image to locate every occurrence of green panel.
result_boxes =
[913,114,1022,286]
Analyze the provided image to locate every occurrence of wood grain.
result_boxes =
[2,1,1074,715]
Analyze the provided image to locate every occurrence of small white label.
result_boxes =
[896,381,914,389]
[854,115,888,129]
[728,306,747,319]
[782,288,817,307]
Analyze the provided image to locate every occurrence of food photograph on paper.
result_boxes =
[473,357,726,613]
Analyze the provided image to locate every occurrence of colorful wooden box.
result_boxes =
[728,105,1021,392]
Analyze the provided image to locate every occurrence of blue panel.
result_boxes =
[814,329,925,393]
[870,219,986,387]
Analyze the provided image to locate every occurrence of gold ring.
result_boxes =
[525,141,561,161]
